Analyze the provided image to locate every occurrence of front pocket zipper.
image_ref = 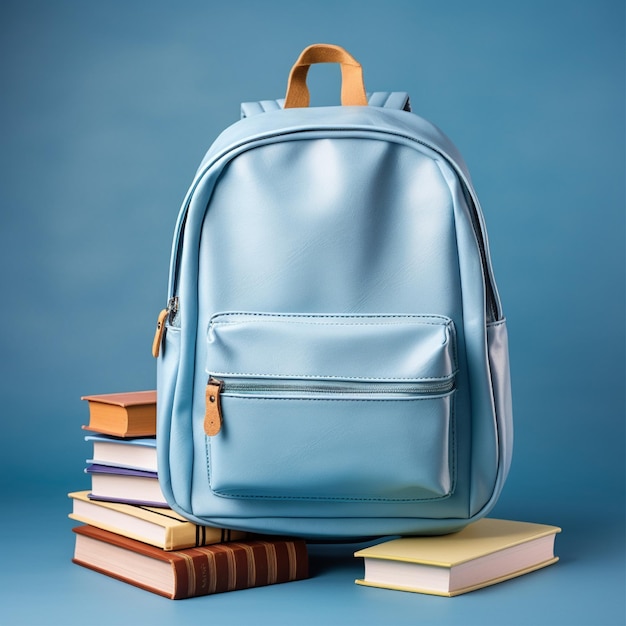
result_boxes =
[203,376,456,437]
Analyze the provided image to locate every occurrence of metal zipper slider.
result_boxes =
[204,378,224,436]
[167,296,179,320]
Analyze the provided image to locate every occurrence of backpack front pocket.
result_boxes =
[204,312,457,502]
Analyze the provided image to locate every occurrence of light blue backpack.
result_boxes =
[153,44,513,538]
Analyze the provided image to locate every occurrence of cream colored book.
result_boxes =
[355,518,561,597]
[68,491,246,551]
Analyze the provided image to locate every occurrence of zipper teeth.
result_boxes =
[220,380,454,395]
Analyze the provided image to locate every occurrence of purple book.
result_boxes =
[85,464,168,507]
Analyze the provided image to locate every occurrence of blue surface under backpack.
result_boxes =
[152,44,513,538]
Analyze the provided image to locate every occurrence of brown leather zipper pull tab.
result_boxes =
[152,309,169,358]
[204,378,224,436]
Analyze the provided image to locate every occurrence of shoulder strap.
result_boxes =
[240,91,411,119]
[366,91,411,111]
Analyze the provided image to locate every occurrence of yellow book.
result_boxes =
[68,491,246,551]
[354,518,561,597]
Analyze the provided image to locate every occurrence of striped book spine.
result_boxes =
[170,540,304,597]
[72,525,308,599]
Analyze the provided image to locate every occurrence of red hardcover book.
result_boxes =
[72,525,309,599]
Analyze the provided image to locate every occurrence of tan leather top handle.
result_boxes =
[284,44,368,108]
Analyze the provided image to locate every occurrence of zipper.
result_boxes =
[151,296,180,358]
[203,375,455,436]
[166,296,179,323]
[168,126,501,325]
[216,378,454,396]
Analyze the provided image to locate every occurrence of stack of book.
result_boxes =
[80,391,166,507]
[69,391,309,599]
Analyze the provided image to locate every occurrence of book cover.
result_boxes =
[85,434,157,472]
[354,518,561,597]
[81,390,156,438]
[68,491,246,550]
[72,525,309,599]
[86,464,168,507]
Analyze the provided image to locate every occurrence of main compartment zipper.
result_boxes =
[164,126,502,330]
[203,375,456,437]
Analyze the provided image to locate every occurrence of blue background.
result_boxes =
[1,1,624,624]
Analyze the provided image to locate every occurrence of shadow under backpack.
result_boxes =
[152,44,513,539]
